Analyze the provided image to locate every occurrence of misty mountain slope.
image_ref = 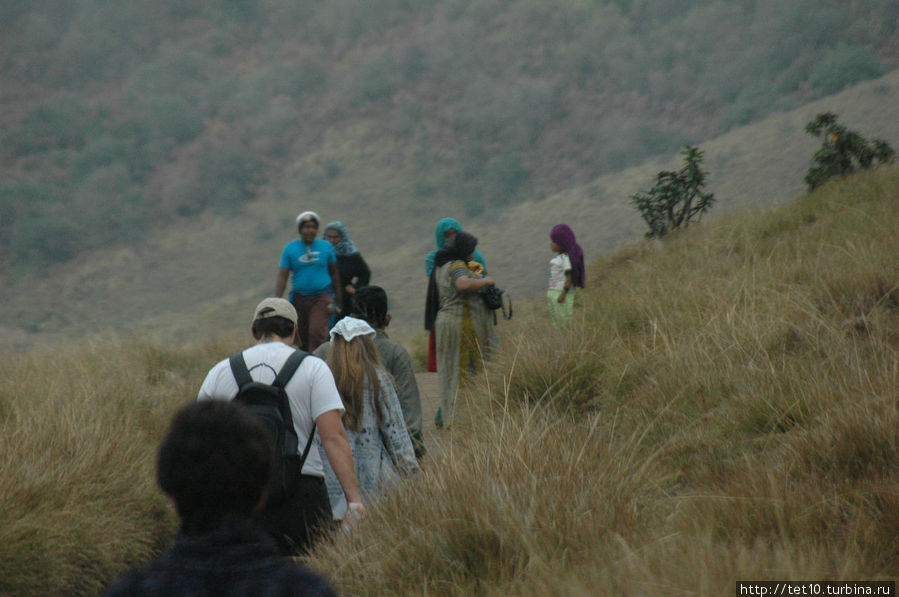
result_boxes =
[2,69,897,350]
[470,69,899,306]
[3,0,898,278]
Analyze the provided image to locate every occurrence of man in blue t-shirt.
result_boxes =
[275,211,343,351]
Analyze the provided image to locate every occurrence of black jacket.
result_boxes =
[103,521,337,597]
[336,253,370,314]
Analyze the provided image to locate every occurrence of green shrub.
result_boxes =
[196,145,264,211]
[160,0,204,19]
[12,94,108,156]
[124,47,216,106]
[246,96,300,156]
[72,165,148,248]
[228,57,329,102]
[217,59,324,121]
[808,44,884,95]
[0,181,63,250]
[17,12,62,51]
[146,94,204,146]
[211,0,261,21]
[722,81,778,129]
[51,2,162,84]
[453,75,557,142]
[482,151,530,207]
[300,158,341,192]
[122,93,204,155]
[463,193,485,218]
[804,113,895,191]
[340,51,401,107]
[10,212,80,265]
[631,145,716,238]
[71,136,149,182]
[291,56,329,98]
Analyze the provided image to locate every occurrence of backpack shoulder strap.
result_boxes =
[276,350,316,470]
[299,423,317,469]
[228,351,253,388]
[273,349,309,389]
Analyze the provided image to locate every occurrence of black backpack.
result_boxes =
[480,285,513,324]
[229,349,313,506]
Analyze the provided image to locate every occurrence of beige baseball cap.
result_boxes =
[252,298,297,324]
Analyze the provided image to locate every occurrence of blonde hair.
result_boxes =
[327,334,385,432]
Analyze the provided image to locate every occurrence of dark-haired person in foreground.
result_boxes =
[198,298,364,555]
[103,401,338,597]
[314,286,425,459]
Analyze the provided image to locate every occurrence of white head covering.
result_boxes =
[329,316,376,342]
[296,211,320,227]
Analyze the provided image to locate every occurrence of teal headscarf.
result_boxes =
[424,217,486,275]
[323,221,360,256]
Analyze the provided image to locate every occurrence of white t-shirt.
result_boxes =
[548,252,572,291]
[197,341,344,478]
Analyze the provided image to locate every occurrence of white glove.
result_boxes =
[342,501,366,533]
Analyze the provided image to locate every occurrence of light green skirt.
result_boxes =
[547,289,574,323]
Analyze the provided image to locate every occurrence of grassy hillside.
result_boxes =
[1,69,898,350]
[1,163,896,595]
[309,164,899,593]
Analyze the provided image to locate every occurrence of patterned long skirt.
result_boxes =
[435,301,489,427]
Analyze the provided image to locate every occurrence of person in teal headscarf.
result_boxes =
[424,218,486,277]
[424,217,487,374]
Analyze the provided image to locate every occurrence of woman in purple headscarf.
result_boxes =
[547,224,585,323]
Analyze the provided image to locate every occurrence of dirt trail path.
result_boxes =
[415,371,447,459]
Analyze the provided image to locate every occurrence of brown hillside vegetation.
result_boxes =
[306,165,899,595]
[1,163,896,595]
[1,69,898,350]
[3,0,896,265]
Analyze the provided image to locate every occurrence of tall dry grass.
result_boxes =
[306,166,899,594]
[2,166,897,595]
[0,334,238,596]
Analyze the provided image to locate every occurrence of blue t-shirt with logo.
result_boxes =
[280,238,337,296]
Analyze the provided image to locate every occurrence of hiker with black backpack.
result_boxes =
[197,298,365,555]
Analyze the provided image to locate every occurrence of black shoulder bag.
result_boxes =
[480,285,512,323]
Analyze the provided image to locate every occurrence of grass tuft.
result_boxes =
[3,165,899,594]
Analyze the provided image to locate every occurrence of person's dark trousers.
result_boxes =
[257,475,332,556]
[291,293,334,352]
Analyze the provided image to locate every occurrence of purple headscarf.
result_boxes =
[550,224,585,288]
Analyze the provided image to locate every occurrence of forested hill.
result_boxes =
[1,1,898,347]
[2,0,897,268]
